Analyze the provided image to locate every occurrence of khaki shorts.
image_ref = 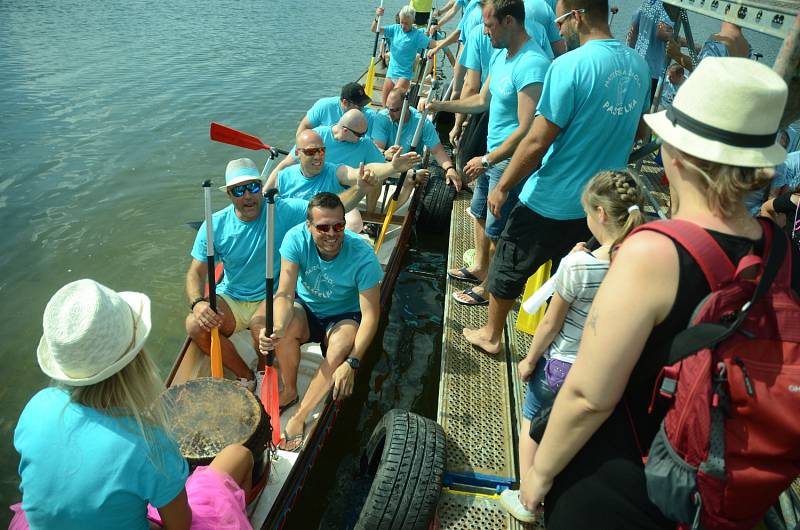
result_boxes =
[219,294,262,333]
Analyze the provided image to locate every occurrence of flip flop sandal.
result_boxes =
[447,266,482,284]
[279,395,299,414]
[279,423,306,453]
[453,287,489,306]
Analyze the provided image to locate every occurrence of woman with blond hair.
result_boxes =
[11,279,254,530]
[518,57,798,529]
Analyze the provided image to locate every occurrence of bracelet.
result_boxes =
[190,297,208,311]
[443,164,455,172]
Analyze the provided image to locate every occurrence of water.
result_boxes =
[0,0,785,523]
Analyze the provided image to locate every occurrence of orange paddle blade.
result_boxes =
[210,328,224,378]
[262,367,281,446]
[365,58,376,99]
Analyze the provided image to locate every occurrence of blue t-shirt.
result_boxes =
[632,0,674,80]
[487,39,550,152]
[524,17,555,60]
[14,388,188,530]
[520,40,650,220]
[373,107,441,152]
[191,197,308,299]
[306,96,379,136]
[383,24,431,80]
[457,0,483,43]
[524,0,561,45]
[281,225,383,317]
[745,152,800,215]
[459,24,494,83]
[278,162,346,201]
[291,125,384,170]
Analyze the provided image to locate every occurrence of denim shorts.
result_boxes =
[468,159,523,240]
[523,357,556,421]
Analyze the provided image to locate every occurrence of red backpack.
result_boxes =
[630,219,800,530]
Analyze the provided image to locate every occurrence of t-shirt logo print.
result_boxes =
[603,69,642,116]
[498,75,515,97]
[302,265,335,299]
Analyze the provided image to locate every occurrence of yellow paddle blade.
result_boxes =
[365,58,376,99]
[210,328,223,378]
[374,198,399,254]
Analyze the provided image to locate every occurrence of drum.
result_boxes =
[162,377,272,471]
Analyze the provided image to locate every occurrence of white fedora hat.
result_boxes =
[37,279,151,386]
[645,57,787,168]
[218,158,262,191]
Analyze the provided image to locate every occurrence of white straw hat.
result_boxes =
[37,279,151,386]
[218,158,262,191]
[645,57,787,168]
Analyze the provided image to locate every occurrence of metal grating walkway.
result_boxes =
[438,489,543,530]
[437,192,516,489]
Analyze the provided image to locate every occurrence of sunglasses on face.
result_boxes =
[554,8,585,27]
[343,125,367,138]
[314,222,346,234]
[229,181,262,197]
[298,147,326,156]
[387,106,402,113]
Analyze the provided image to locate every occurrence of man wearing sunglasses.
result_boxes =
[295,82,378,138]
[258,192,382,451]
[185,158,314,387]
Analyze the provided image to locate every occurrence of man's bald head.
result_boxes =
[339,109,368,135]
[297,129,324,149]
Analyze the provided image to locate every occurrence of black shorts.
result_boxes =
[297,298,361,356]
[414,11,430,25]
[487,202,591,300]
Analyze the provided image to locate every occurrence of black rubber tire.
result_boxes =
[417,165,456,233]
[455,110,488,173]
[353,409,446,530]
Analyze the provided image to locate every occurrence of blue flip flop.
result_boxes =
[453,287,489,306]
[447,266,482,284]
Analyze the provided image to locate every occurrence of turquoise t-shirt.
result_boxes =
[632,0,674,79]
[383,24,431,80]
[523,13,556,60]
[290,125,384,170]
[280,225,383,318]
[278,162,346,201]
[14,388,188,530]
[523,0,561,44]
[487,39,550,152]
[457,0,482,43]
[306,96,379,136]
[459,24,494,83]
[373,107,441,152]
[191,197,308,299]
[520,40,651,220]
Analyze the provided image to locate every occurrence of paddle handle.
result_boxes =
[410,108,429,152]
[264,188,278,367]
[202,181,217,312]
[394,92,410,147]
[371,0,385,56]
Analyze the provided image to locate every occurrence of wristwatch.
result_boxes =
[481,155,492,169]
[345,357,360,370]
[190,296,208,310]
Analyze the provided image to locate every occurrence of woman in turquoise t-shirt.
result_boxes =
[11,279,254,530]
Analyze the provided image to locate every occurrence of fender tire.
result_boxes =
[353,409,446,530]
[455,110,488,173]
[417,165,456,233]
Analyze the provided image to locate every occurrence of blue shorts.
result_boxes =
[297,299,361,356]
[468,159,523,240]
[523,357,556,421]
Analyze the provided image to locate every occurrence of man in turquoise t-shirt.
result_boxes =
[260,192,382,451]
[523,0,566,57]
[296,82,379,138]
[428,0,550,307]
[463,0,650,356]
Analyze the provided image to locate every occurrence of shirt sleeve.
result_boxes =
[543,5,561,43]
[536,61,575,128]
[280,227,304,265]
[282,198,309,228]
[422,119,441,150]
[363,140,386,164]
[145,430,189,508]
[354,247,383,291]
[371,113,392,147]
[554,252,582,303]
[459,32,475,68]
[416,29,431,50]
[305,99,325,127]
[515,53,549,90]
[190,222,208,261]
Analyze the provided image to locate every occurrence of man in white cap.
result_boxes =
[185,158,379,385]
[295,82,379,137]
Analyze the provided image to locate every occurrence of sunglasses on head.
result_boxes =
[298,146,326,156]
[314,222,346,233]
[229,181,262,197]
[343,125,367,139]
[554,8,585,27]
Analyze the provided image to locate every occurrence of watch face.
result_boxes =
[347,357,360,369]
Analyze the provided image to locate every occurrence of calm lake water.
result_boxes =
[0,0,784,524]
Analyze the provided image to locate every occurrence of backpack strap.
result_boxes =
[630,219,736,291]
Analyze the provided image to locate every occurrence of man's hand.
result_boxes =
[464,156,486,179]
[449,123,463,147]
[332,362,356,400]
[426,47,439,59]
[426,100,443,113]
[488,186,508,218]
[570,241,589,254]
[390,149,422,173]
[193,302,223,332]
[356,162,381,191]
[258,328,283,356]
[383,144,402,161]
[410,169,430,188]
[428,24,440,36]
[445,168,462,191]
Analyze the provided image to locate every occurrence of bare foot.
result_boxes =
[279,390,298,409]
[463,326,502,355]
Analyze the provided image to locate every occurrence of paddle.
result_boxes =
[375,99,429,254]
[365,0,385,99]
[203,180,224,378]
[261,188,282,447]
[210,122,289,156]
[409,12,437,106]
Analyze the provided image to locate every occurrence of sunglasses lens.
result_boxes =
[301,147,325,156]
[231,181,261,197]
[315,222,346,233]
[333,223,346,232]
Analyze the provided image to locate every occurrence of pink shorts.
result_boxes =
[9,466,251,530]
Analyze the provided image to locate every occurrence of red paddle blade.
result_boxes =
[210,122,269,151]
[262,367,281,446]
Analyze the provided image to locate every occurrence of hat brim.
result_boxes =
[352,94,372,107]
[218,175,264,192]
[644,111,787,168]
[37,291,151,386]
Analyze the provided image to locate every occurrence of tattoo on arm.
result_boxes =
[587,311,598,336]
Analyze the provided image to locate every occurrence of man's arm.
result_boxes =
[428,75,491,114]
[266,156,297,190]
[272,258,299,335]
[655,22,673,42]
[364,150,422,179]
[626,14,640,48]
[331,284,381,400]
[635,115,650,145]
[186,258,223,331]
[428,30,460,54]
[431,143,461,190]
[498,114,560,193]
[296,116,314,137]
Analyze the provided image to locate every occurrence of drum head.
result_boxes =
[162,377,263,462]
